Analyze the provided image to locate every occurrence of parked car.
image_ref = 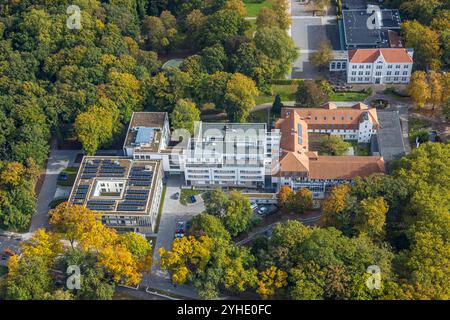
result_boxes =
[57,172,68,181]
[172,192,180,200]
[189,195,197,204]
[250,203,258,211]
[257,206,269,216]
[175,221,187,238]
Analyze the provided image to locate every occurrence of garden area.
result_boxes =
[180,189,203,205]
[409,116,432,146]
[255,82,371,106]
[56,167,78,187]
[244,0,272,17]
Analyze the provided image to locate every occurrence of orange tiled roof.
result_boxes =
[275,111,309,153]
[281,105,380,129]
[348,48,413,63]
[308,156,385,180]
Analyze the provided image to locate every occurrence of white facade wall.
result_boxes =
[347,60,412,84]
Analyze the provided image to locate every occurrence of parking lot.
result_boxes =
[149,177,205,282]
[291,16,341,79]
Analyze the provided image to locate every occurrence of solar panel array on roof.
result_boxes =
[81,160,126,179]
[134,127,154,146]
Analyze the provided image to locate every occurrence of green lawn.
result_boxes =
[180,189,202,206]
[409,116,431,146]
[347,141,371,156]
[255,84,297,105]
[57,166,78,187]
[244,0,272,17]
[153,186,167,233]
[329,92,369,102]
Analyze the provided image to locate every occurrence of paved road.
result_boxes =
[237,214,321,246]
[364,93,412,154]
[29,148,80,232]
[144,176,205,299]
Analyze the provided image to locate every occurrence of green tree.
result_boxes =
[75,104,117,155]
[201,44,227,73]
[171,99,201,135]
[222,191,254,237]
[224,73,259,122]
[254,27,298,78]
[319,135,351,156]
[199,9,247,47]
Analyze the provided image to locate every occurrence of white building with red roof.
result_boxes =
[347,48,414,84]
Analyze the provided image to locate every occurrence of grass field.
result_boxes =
[255,84,297,105]
[329,91,369,102]
[244,0,272,17]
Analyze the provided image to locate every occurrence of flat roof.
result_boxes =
[69,157,161,216]
[375,110,406,162]
[342,9,401,47]
[124,112,167,152]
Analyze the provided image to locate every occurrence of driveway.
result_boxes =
[29,147,80,232]
[364,93,412,154]
[144,176,205,298]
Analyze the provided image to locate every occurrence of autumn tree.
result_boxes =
[271,0,291,30]
[277,186,294,212]
[402,20,441,70]
[295,80,329,107]
[310,40,333,69]
[223,0,248,17]
[171,99,201,135]
[407,71,430,109]
[256,7,279,29]
[321,184,352,227]
[355,197,389,240]
[159,236,213,285]
[290,188,313,214]
[256,266,288,299]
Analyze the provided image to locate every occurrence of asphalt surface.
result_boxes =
[144,176,205,299]
[29,148,80,232]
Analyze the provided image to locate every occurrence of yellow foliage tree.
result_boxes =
[97,244,141,286]
[20,229,63,265]
[257,266,288,299]
[49,203,117,251]
[0,162,25,187]
[159,236,213,285]
[321,184,351,227]
[408,71,430,109]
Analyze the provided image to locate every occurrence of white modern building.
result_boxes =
[69,157,164,234]
[184,122,281,189]
[123,114,281,189]
[347,48,414,84]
